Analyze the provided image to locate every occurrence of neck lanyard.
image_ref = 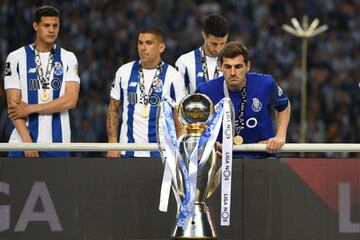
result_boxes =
[138,62,162,117]
[223,79,247,144]
[201,46,220,81]
[33,43,54,90]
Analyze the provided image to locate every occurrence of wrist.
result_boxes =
[22,136,33,143]
[275,130,286,139]
[108,138,118,143]
[26,104,35,115]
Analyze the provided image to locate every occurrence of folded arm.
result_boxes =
[6,89,39,157]
[8,82,79,120]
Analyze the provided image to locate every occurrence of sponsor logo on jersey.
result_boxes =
[246,117,258,128]
[28,68,37,73]
[29,79,61,91]
[129,82,138,87]
[197,72,204,77]
[5,62,12,76]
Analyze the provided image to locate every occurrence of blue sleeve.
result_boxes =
[195,83,203,94]
[270,77,289,112]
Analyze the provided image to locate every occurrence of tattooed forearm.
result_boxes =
[107,98,121,142]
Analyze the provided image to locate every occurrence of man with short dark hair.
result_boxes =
[4,5,80,157]
[175,14,229,94]
[107,27,186,158]
[196,41,291,158]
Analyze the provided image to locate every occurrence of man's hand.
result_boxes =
[22,139,39,158]
[259,136,285,154]
[8,101,31,120]
[107,151,121,158]
[24,150,40,158]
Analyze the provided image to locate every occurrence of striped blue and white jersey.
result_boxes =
[4,44,80,156]
[110,60,186,157]
[175,47,222,94]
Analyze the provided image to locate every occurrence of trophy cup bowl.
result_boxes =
[171,93,219,240]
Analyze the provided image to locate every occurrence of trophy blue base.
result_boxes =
[171,202,218,240]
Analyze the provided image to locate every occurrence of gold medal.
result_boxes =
[40,90,49,102]
[141,106,150,118]
[233,135,243,145]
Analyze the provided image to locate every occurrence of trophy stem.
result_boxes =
[171,202,218,240]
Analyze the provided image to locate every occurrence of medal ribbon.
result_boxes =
[201,46,220,81]
[33,43,55,91]
[223,79,247,136]
[138,62,162,106]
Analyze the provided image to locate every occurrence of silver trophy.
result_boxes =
[160,93,221,239]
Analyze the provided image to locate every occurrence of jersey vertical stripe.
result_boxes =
[194,48,203,88]
[124,60,140,157]
[52,45,63,143]
[25,45,39,143]
[148,63,168,157]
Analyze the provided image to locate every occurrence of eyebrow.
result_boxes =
[42,22,59,26]
[138,39,155,44]
[223,64,243,67]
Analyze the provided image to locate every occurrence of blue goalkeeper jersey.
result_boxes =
[196,72,289,158]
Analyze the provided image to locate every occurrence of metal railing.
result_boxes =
[0,143,359,152]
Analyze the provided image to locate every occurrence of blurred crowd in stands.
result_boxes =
[1,0,359,157]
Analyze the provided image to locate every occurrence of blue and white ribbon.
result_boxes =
[159,98,181,212]
[159,96,233,228]
[159,97,194,228]
[198,99,226,169]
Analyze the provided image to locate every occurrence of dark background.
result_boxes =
[1,157,360,240]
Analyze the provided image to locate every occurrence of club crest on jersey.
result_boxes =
[53,62,63,75]
[155,80,163,93]
[251,98,262,112]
